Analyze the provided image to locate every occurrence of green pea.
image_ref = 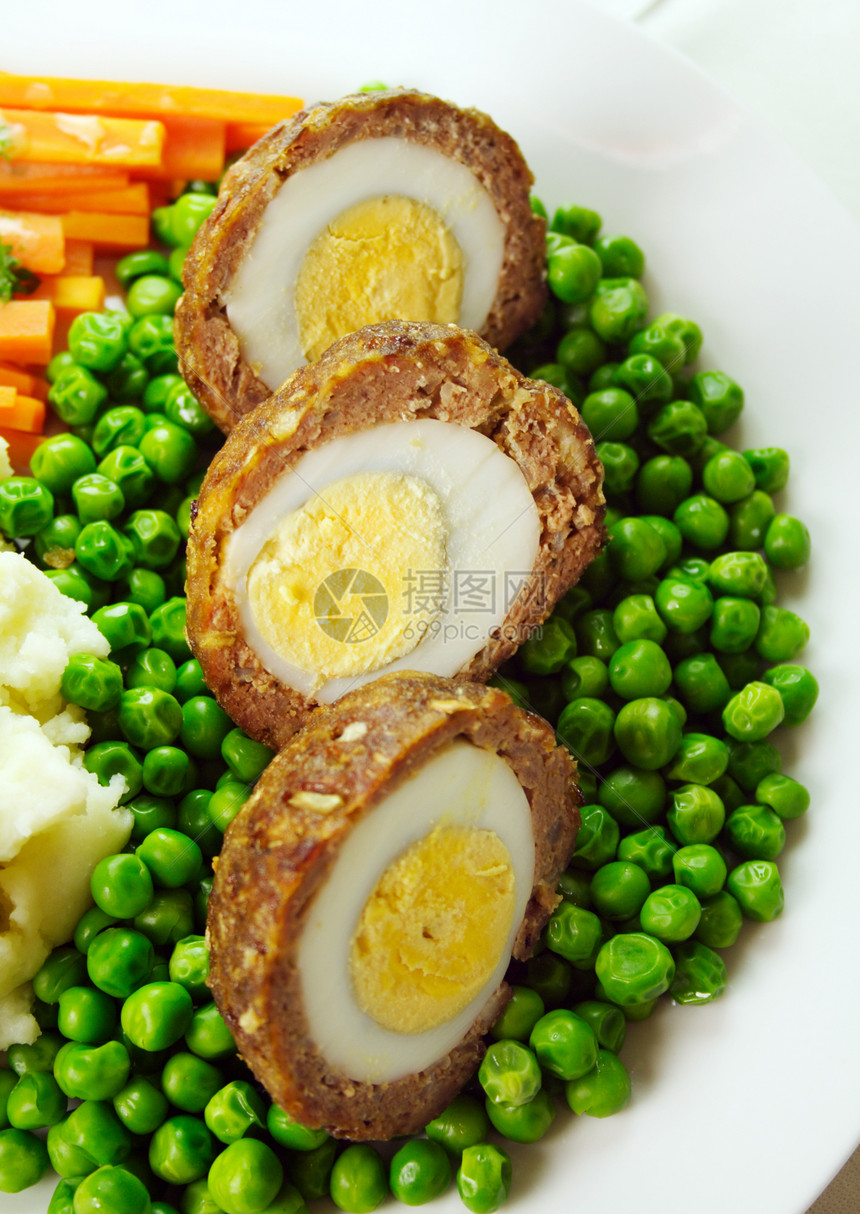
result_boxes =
[207,780,249,833]
[72,1164,150,1214]
[613,353,673,405]
[755,772,809,821]
[700,449,756,503]
[607,638,672,701]
[129,313,177,376]
[612,594,667,646]
[92,601,152,661]
[126,273,183,319]
[655,575,714,634]
[725,804,785,861]
[595,932,675,1006]
[628,319,686,370]
[613,696,681,770]
[650,312,703,364]
[742,446,789,493]
[5,1071,66,1130]
[646,400,707,458]
[136,827,202,889]
[518,617,577,676]
[695,891,744,948]
[54,1039,131,1102]
[131,887,194,949]
[672,844,728,900]
[560,655,609,702]
[150,597,192,663]
[565,1048,631,1117]
[73,907,118,956]
[479,1040,542,1107]
[0,476,54,537]
[185,1001,235,1060]
[139,420,197,484]
[667,784,725,845]
[673,494,730,550]
[545,901,603,969]
[671,654,729,715]
[32,433,97,495]
[68,311,129,372]
[572,1000,626,1054]
[639,883,700,942]
[557,697,616,766]
[119,567,167,614]
[580,387,638,442]
[91,407,146,459]
[0,1125,50,1192]
[117,686,182,751]
[571,804,620,870]
[389,1139,451,1206]
[709,596,760,653]
[635,454,694,516]
[547,242,602,304]
[557,868,592,907]
[57,986,116,1044]
[161,1053,223,1114]
[456,1143,511,1214]
[126,647,177,695]
[89,851,152,918]
[149,1114,216,1184]
[589,277,648,342]
[670,940,728,1004]
[34,513,82,568]
[598,765,665,829]
[33,946,88,1004]
[589,861,650,922]
[596,441,640,496]
[556,328,607,378]
[177,790,221,859]
[484,1087,555,1143]
[489,988,545,1044]
[722,681,785,741]
[46,1122,94,1181]
[48,363,108,427]
[56,1099,132,1169]
[61,652,123,713]
[760,663,817,727]
[175,659,209,703]
[529,1008,598,1081]
[590,232,643,278]
[665,732,728,786]
[551,203,601,244]
[121,980,194,1054]
[170,192,218,245]
[329,1143,387,1213]
[616,826,675,883]
[113,1076,169,1135]
[606,518,666,584]
[726,738,781,791]
[87,928,154,999]
[203,1082,265,1145]
[729,489,775,550]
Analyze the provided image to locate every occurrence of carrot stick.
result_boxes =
[225,121,276,152]
[0,300,55,364]
[0,162,130,196]
[0,386,45,433]
[0,208,65,274]
[0,424,46,472]
[0,362,48,401]
[32,275,106,315]
[61,240,93,275]
[142,116,225,182]
[0,72,302,127]
[9,183,151,216]
[59,211,149,251]
[0,106,164,168]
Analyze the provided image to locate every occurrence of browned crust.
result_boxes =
[175,87,547,433]
[207,670,580,1140]
[185,320,605,750]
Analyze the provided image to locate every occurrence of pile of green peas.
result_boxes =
[0,189,816,1213]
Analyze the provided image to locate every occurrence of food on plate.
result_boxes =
[0,551,130,1048]
[207,670,580,1140]
[175,87,547,431]
[185,318,605,749]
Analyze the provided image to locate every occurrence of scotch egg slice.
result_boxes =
[175,88,546,431]
[206,671,581,1141]
[185,321,606,750]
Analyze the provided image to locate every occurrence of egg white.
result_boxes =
[296,738,535,1084]
[221,136,505,390]
[223,418,541,702]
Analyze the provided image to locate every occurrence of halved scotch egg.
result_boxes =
[185,320,605,750]
[206,671,580,1141]
[174,88,546,431]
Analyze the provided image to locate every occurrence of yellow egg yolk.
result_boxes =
[349,824,516,1035]
[294,195,464,362]
[245,471,446,681]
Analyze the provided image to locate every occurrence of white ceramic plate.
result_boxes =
[6,2,860,1212]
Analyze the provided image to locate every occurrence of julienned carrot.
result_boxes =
[0,106,164,168]
[62,240,93,275]
[0,162,130,196]
[0,362,48,401]
[0,385,45,433]
[0,300,55,364]
[9,183,151,216]
[33,275,106,315]
[0,208,65,274]
[0,424,46,472]
[225,121,276,153]
[60,211,149,251]
[143,116,225,182]
[0,72,302,127]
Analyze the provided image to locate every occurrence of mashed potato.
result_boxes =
[0,550,131,1048]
